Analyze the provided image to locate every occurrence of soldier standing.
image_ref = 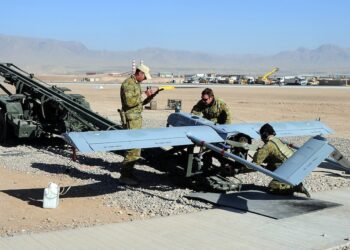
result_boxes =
[253,123,310,197]
[191,88,232,124]
[119,64,156,185]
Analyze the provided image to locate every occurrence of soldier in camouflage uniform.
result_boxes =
[119,64,156,185]
[191,88,232,124]
[253,123,310,197]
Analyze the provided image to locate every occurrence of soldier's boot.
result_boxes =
[267,179,294,196]
[119,161,139,186]
[293,183,311,198]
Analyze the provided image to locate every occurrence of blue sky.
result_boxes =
[0,0,349,54]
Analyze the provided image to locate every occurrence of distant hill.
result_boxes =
[0,34,350,75]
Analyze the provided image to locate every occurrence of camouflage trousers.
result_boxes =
[121,115,142,175]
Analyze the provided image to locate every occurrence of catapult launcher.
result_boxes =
[0,63,121,143]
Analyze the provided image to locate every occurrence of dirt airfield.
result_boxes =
[79,84,350,139]
[0,83,349,236]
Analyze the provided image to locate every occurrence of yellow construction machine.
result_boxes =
[255,67,279,84]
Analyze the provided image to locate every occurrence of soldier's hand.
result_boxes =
[145,88,154,97]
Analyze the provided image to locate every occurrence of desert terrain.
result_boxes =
[0,83,349,237]
[77,84,350,138]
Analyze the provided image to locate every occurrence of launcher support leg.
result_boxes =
[185,146,195,177]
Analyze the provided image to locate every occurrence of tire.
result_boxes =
[0,109,16,145]
[0,109,7,143]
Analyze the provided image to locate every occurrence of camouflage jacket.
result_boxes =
[191,97,232,124]
[253,136,294,170]
[120,75,143,119]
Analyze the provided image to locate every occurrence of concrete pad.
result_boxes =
[0,188,350,250]
[186,190,341,219]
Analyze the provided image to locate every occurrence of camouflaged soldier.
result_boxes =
[191,88,232,124]
[253,123,310,197]
[119,64,156,185]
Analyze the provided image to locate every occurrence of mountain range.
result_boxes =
[1,34,349,75]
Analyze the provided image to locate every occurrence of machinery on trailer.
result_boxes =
[0,63,121,143]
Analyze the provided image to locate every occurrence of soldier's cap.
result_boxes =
[136,64,152,80]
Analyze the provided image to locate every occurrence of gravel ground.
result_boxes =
[1,117,349,220]
[0,116,349,249]
[0,141,214,218]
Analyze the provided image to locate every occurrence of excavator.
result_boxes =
[255,67,279,85]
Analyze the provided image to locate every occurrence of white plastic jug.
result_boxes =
[43,182,60,209]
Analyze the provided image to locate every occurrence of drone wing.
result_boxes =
[218,120,334,139]
[63,126,224,153]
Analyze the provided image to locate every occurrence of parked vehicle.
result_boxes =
[255,67,279,84]
[278,76,307,86]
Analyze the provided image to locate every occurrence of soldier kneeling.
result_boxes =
[253,123,310,197]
